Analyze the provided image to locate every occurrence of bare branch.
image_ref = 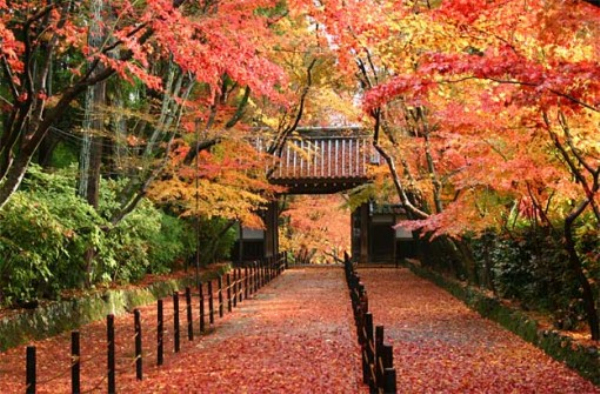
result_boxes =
[1,56,19,101]
[557,110,596,175]
[372,108,429,219]
[225,86,251,129]
[268,58,318,157]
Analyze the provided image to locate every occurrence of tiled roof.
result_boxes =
[251,128,377,193]
[274,135,374,179]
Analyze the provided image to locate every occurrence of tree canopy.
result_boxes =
[0,0,599,337]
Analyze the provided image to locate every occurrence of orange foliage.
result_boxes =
[281,195,350,263]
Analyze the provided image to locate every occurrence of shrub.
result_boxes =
[0,166,103,304]
[0,166,199,306]
[472,229,587,330]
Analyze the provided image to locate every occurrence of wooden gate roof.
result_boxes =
[255,127,377,194]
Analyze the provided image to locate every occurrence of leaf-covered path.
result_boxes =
[3,266,599,393]
[358,268,599,393]
[119,267,363,393]
[0,267,363,393]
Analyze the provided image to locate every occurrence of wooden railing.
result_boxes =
[344,253,397,394]
[23,254,287,394]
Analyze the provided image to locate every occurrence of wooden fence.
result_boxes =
[344,253,397,394]
[23,254,287,393]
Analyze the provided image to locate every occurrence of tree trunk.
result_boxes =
[79,0,106,207]
[109,87,128,177]
[79,0,106,286]
[565,210,599,340]
[483,235,497,294]
[0,152,33,210]
[453,238,479,286]
[37,133,60,168]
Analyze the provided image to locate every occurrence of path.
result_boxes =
[123,267,362,393]
[358,267,599,394]
[0,267,363,393]
[2,266,598,393]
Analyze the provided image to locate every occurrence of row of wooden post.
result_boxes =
[24,254,287,394]
[344,253,397,394]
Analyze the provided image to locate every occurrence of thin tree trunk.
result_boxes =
[424,132,443,214]
[565,201,599,340]
[37,132,60,168]
[79,0,106,286]
[78,0,106,206]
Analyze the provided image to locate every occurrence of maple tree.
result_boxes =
[307,0,600,338]
[149,138,282,229]
[144,5,360,235]
[0,0,291,212]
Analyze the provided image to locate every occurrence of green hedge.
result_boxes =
[0,166,239,306]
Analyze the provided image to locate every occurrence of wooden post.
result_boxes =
[244,266,249,299]
[208,280,215,324]
[173,292,180,353]
[382,344,394,369]
[107,314,116,393]
[384,368,397,394]
[238,268,243,303]
[381,344,395,393]
[375,326,384,354]
[362,341,369,385]
[257,261,261,291]
[265,200,279,258]
[72,331,80,394]
[134,309,143,380]
[26,346,36,394]
[253,262,258,293]
[157,300,164,366]
[218,276,224,318]
[366,313,375,388]
[360,203,369,264]
[185,287,193,341]
[226,274,232,312]
[233,269,238,308]
[256,260,261,289]
[375,325,384,387]
[199,282,205,332]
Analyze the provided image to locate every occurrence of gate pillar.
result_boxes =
[265,200,279,258]
[360,203,369,264]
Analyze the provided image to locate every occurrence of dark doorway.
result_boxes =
[370,223,395,262]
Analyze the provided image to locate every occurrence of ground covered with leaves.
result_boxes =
[358,267,599,393]
[0,267,363,393]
